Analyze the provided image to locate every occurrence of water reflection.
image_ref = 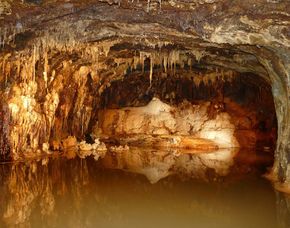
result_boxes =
[101,148,238,183]
[0,147,286,228]
[276,192,290,228]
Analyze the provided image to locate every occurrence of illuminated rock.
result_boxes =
[0,0,288,185]
[99,98,238,148]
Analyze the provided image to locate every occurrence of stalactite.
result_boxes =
[140,51,145,73]
[32,45,36,82]
[147,0,150,12]
[150,56,153,84]
[192,50,206,63]
[43,50,48,89]
[0,30,265,159]
[163,55,168,73]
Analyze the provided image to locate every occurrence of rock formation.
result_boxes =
[0,1,289,185]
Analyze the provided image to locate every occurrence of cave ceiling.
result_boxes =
[0,0,289,82]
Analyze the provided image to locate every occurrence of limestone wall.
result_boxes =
[99,98,239,148]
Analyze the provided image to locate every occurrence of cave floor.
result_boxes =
[0,147,279,227]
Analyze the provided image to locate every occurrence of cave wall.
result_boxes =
[0,0,289,183]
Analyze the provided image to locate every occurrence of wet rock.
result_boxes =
[110,145,130,152]
[50,140,61,151]
[99,97,238,148]
[62,136,77,150]
[42,142,50,154]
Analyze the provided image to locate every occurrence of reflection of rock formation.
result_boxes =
[0,148,239,226]
[276,192,290,228]
[1,158,91,227]
[3,161,55,225]
[101,148,238,183]
[175,148,239,180]
[0,149,284,227]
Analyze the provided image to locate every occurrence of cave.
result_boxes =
[0,0,289,227]
[99,63,277,150]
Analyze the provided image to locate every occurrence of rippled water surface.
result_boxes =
[0,147,289,228]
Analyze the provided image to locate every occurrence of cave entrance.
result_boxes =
[96,65,277,170]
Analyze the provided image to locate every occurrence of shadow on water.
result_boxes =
[0,147,289,228]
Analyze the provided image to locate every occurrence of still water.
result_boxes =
[0,147,289,228]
